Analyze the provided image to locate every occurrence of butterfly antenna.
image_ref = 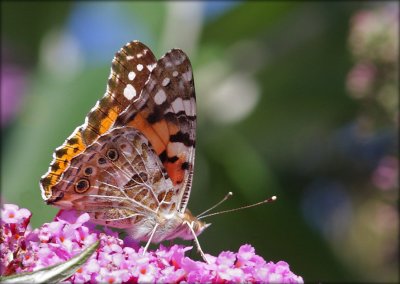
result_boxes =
[198,196,277,220]
[196,192,233,218]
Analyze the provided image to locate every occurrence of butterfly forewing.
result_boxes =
[40,41,157,201]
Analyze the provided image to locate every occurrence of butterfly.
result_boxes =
[39,40,210,261]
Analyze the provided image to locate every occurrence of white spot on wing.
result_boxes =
[128,71,136,81]
[171,97,185,113]
[154,89,167,105]
[137,53,143,58]
[183,99,194,116]
[172,71,179,77]
[127,55,134,60]
[165,61,172,68]
[167,142,187,157]
[137,64,144,71]
[162,77,170,87]
[173,56,184,65]
[182,70,192,82]
[123,84,137,100]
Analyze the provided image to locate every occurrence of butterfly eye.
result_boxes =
[75,178,90,193]
[106,148,119,161]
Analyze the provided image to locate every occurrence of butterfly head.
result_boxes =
[180,208,211,239]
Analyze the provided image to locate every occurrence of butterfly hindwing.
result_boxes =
[50,127,177,230]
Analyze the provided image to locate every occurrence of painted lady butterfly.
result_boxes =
[40,41,210,260]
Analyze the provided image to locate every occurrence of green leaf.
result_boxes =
[0,241,99,284]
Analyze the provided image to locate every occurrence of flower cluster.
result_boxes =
[346,2,398,116]
[346,2,398,192]
[1,204,303,283]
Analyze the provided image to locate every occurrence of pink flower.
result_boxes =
[1,204,304,283]
[1,204,32,275]
[1,204,31,224]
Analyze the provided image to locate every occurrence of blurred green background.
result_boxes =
[1,1,398,282]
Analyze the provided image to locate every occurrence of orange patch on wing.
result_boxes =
[141,127,165,155]
[165,156,186,185]
[42,129,90,199]
[98,106,119,134]
[152,120,171,146]
[127,112,166,155]
[165,121,180,138]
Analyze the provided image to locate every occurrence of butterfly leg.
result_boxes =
[185,221,209,263]
[143,223,159,255]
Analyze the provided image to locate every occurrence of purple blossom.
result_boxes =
[1,204,304,283]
